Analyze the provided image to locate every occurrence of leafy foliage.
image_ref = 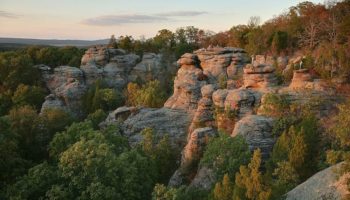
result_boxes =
[126,80,167,108]
[200,134,251,179]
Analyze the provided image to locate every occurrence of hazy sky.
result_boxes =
[0,0,325,40]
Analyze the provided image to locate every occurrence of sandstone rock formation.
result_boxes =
[99,106,136,128]
[40,66,87,118]
[195,47,248,84]
[165,48,250,112]
[121,108,192,147]
[285,162,350,200]
[40,46,176,117]
[288,69,330,91]
[243,62,278,89]
[231,115,275,159]
[81,45,126,66]
[94,47,339,191]
[169,127,217,187]
[80,47,139,89]
[164,53,207,112]
[188,84,216,133]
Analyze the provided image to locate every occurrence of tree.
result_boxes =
[8,105,42,161]
[271,31,288,55]
[213,174,234,200]
[153,29,175,50]
[200,134,250,179]
[0,116,30,188]
[108,35,118,48]
[140,128,179,184]
[125,80,167,108]
[234,149,271,200]
[4,162,60,200]
[118,35,134,52]
[0,52,40,90]
[12,84,46,110]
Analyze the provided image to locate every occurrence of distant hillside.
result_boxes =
[0,37,109,47]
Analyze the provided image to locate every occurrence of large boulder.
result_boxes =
[122,108,192,147]
[231,115,275,159]
[224,89,256,118]
[285,163,350,200]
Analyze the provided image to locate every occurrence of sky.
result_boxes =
[0,0,325,40]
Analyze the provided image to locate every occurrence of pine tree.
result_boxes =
[213,174,233,200]
[235,149,271,200]
[288,128,308,180]
[108,35,118,48]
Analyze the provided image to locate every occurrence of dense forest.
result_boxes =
[1,1,350,200]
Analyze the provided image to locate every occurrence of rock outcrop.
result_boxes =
[188,84,216,133]
[285,163,350,200]
[195,47,248,84]
[164,53,207,112]
[80,47,139,89]
[169,127,217,187]
[39,46,177,117]
[40,66,87,118]
[231,115,275,159]
[288,69,330,91]
[121,108,192,147]
[243,62,278,89]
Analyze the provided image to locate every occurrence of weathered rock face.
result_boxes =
[40,66,87,118]
[121,108,192,147]
[212,88,260,133]
[99,106,136,128]
[40,94,67,113]
[288,69,330,91]
[164,53,207,112]
[243,62,278,89]
[182,127,217,168]
[165,48,250,111]
[195,47,248,84]
[81,46,127,66]
[224,89,256,117]
[44,66,84,93]
[169,127,217,187]
[231,115,275,160]
[40,46,176,117]
[285,163,350,200]
[129,53,162,82]
[188,84,216,133]
[80,47,140,89]
[189,167,216,190]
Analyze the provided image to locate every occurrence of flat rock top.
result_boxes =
[122,108,193,147]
